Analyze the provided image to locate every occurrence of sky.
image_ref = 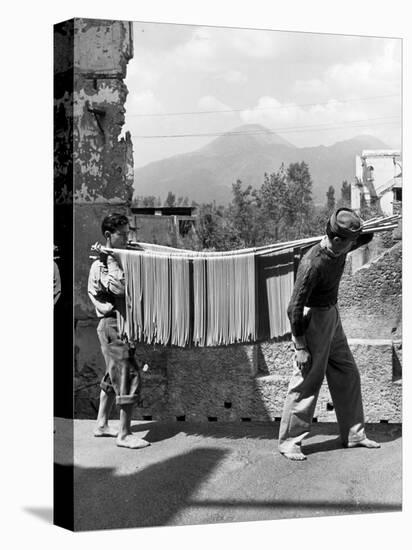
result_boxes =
[124,22,402,168]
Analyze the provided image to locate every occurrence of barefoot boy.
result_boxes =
[279,208,380,460]
[88,213,150,449]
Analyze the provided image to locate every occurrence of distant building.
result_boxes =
[129,206,198,246]
[351,150,402,216]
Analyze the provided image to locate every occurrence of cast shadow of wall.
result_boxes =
[73,447,228,531]
[68,439,400,531]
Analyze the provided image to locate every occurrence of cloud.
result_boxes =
[219,70,248,84]
[278,38,402,147]
[241,96,302,126]
[239,92,401,148]
[229,29,280,58]
[195,96,239,127]
[133,22,194,53]
[173,27,217,70]
[294,39,401,99]
[125,90,163,116]
[126,52,162,88]
[125,23,402,161]
[198,95,232,111]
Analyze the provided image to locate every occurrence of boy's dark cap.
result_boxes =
[329,208,363,240]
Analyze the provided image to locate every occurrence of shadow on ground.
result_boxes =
[71,440,401,531]
[50,420,402,531]
[130,421,401,451]
[74,447,228,531]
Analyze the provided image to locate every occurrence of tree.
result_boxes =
[190,162,320,250]
[337,180,351,208]
[257,167,287,242]
[196,202,230,250]
[227,180,260,247]
[142,195,156,207]
[326,185,336,213]
[283,162,314,239]
[165,191,176,207]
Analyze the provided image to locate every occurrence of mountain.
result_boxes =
[133,124,389,205]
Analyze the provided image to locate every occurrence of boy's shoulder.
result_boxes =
[299,243,331,279]
[301,243,323,266]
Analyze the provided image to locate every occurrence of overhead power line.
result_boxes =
[131,116,401,139]
[127,94,399,118]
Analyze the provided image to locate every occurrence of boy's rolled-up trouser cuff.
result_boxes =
[116,394,140,406]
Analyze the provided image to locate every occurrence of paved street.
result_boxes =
[55,419,402,531]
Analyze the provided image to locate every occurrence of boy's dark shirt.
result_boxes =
[287,234,373,337]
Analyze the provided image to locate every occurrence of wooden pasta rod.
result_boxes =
[361,224,398,234]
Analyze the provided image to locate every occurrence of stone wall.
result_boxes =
[74,335,401,423]
[340,242,402,339]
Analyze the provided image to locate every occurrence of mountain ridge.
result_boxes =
[133,125,389,205]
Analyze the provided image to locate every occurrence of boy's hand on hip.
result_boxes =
[295,348,311,373]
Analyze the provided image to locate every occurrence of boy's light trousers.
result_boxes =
[279,305,366,454]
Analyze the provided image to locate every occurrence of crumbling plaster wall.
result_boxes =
[73,18,134,204]
[54,19,135,414]
[54,18,134,206]
[54,20,74,205]
[69,19,134,320]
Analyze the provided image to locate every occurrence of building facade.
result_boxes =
[351,150,402,216]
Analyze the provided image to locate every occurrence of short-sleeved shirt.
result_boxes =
[88,256,125,318]
[287,234,373,336]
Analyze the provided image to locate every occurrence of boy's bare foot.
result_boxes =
[346,438,380,449]
[116,435,151,449]
[280,451,307,461]
[93,426,118,437]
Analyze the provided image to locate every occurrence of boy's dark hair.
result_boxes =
[326,220,339,240]
[101,213,129,236]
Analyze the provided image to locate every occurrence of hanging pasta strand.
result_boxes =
[193,257,206,346]
[107,242,299,347]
